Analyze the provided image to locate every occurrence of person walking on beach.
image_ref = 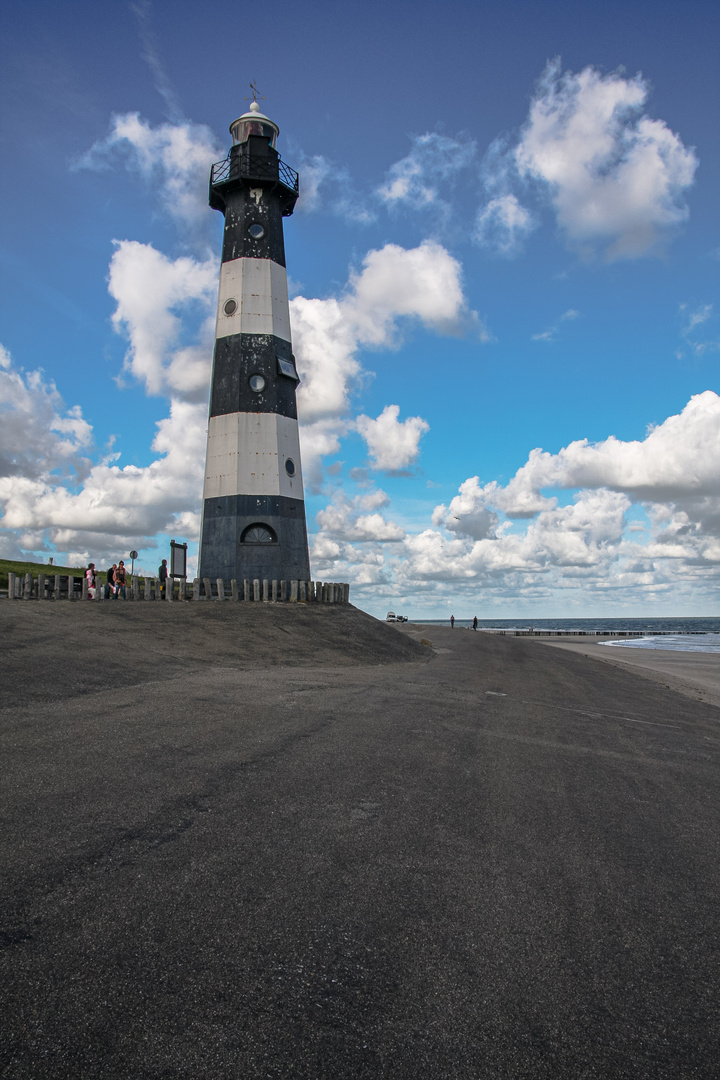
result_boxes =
[473,616,478,631]
[115,560,127,600]
[158,558,168,598]
[450,615,455,629]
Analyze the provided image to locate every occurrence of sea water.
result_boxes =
[411,618,720,654]
[598,633,720,654]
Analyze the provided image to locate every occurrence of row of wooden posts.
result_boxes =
[5,573,350,605]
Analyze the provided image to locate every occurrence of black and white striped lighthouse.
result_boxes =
[198,100,310,586]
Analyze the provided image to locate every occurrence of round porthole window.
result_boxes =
[285,458,296,476]
[223,298,237,316]
[249,374,266,393]
[248,223,265,239]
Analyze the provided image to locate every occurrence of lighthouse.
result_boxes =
[198,99,311,587]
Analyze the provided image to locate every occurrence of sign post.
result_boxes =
[170,540,187,599]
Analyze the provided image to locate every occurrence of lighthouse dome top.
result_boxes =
[230,101,279,148]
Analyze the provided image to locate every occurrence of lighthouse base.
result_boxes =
[199,493,311,583]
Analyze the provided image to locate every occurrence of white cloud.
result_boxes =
[504,391,720,503]
[475,194,536,255]
[291,240,483,489]
[406,391,720,599]
[377,133,477,210]
[294,153,375,223]
[346,241,484,342]
[2,237,480,558]
[316,489,404,542]
[531,307,581,342]
[0,395,207,565]
[410,487,630,581]
[511,60,698,259]
[108,240,217,401]
[355,405,429,471]
[301,391,720,610]
[77,112,223,230]
[0,345,93,481]
[678,303,719,357]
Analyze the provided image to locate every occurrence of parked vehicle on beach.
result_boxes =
[386,611,409,623]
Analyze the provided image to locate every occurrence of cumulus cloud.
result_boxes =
[411,487,630,580]
[377,133,477,210]
[355,405,429,471]
[0,393,207,566]
[2,235,479,559]
[503,391,720,503]
[303,391,720,610]
[475,194,536,255]
[291,239,483,489]
[512,60,698,259]
[393,391,720,605]
[77,112,223,231]
[109,240,217,401]
[0,345,93,481]
[315,489,405,542]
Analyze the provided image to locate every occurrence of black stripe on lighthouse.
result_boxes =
[209,334,298,419]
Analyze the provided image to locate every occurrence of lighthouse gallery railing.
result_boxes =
[210,151,299,196]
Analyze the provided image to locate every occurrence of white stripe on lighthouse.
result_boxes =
[202,412,304,500]
[215,257,291,341]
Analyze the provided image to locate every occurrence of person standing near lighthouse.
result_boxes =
[198,94,310,588]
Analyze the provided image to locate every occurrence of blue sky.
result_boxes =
[1,0,718,618]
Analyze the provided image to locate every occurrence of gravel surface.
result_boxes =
[2,608,719,1078]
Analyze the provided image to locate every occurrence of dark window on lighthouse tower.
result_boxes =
[241,524,277,545]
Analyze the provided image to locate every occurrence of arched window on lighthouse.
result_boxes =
[241,523,277,545]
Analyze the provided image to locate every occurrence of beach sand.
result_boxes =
[3,605,720,1077]
[525,634,720,710]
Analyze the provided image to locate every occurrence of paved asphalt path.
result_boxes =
[2,609,719,1078]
